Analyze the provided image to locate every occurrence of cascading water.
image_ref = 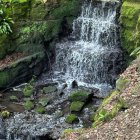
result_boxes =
[43,0,123,93]
[3,1,124,140]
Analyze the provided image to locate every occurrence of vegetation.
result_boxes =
[0,0,14,34]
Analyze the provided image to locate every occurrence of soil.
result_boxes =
[0,53,25,69]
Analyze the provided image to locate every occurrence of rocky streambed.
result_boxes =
[0,80,109,140]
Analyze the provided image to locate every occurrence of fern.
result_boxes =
[0,3,14,35]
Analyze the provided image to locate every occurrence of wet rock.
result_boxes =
[0,118,6,139]
[72,80,78,89]
[43,86,57,94]
[9,95,19,102]
[35,82,58,90]
[54,110,63,119]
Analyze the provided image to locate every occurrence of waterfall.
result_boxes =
[49,1,122,91]
[4,1,124,140]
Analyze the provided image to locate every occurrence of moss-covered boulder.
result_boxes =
[68,90,90,102]
[70,101,84,112]
[116,77,129,91]
[65,114,78,124]
[23,84,34,97]
[92,89,128,128]
[24,100,34,110]
[0,52,45,89]
[35,105,46,114]
[39,97,49,107]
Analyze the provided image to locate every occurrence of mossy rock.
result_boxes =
[68,90,90,102]
[48,0,80,20]
[93,91,128,128]
[9,95,18,102]
[0,111,10,119]
[116,78,129,91]
[39,97,49,107]
[65,114,78,124]
[24,100,34,110]
[35,105,46,114]
[70,101,84,112]
[0,52,45,89]
[23,84,34,97]
[43,86,57,94]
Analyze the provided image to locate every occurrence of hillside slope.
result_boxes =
[60,57,140,140]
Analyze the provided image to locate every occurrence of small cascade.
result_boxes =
[43,0,123,92]
[4,1,125,140]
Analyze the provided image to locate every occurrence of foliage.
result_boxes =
[0,1,14,34]
[130,47,140,57]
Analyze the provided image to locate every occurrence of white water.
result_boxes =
[48,1,121,92]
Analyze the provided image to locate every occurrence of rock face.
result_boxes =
[120,0,140,55]
[0,52,45,89]
[0,0,81,88]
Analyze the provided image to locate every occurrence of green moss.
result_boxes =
[93,94,128,128]
[70,101,84,112]
[65,114,78,124]
[35,105,46,114]
[49,0,80,20]
[68,90,90,102]
[30,3,46,20]
[24,100,34,110]
[116,77,129,91]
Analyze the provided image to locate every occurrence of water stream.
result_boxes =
[1,1,125,140]
[40,0,123,94]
